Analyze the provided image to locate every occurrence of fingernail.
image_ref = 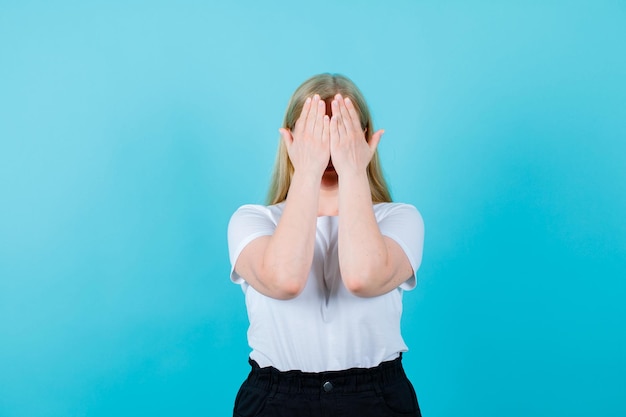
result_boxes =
[345,97,351,105]
[305,97,311,104]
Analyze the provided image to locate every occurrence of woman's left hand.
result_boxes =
[329,94,384,176]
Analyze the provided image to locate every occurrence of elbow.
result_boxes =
[274,282,305,300]
[266,271,308,300]
[342,274,381,298]
[344,278,367,297]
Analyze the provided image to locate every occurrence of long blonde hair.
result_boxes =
[267,73,392,205]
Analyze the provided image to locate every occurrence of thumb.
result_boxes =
[279,128,293,148]
[369,129,384,152]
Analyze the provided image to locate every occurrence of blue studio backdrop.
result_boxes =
[1,1,625,416]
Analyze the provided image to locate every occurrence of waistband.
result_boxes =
[245,354,407,395]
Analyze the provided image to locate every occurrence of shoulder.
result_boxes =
[374,203,425,285]
[227,204,284,254]
[373,202,423,224]
[229,203,285,226]
[231,204,270,217]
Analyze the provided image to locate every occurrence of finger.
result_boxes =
[294,96,312,132]
[305,94,320,135]
[331,97,340,119]
[313,98,325,140]
[336,98,349,139]
[332,93,344,120]
[279,128,293,148]
[344,97,363,133]
[370,129,384,152]
[322,114,330,145]
[331,98,346,140]
[338,96,353,137]
[330,113,339,146]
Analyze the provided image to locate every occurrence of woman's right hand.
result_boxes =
[279,94,330,178]
[235,95,329,300]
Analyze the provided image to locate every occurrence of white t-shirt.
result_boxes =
[228,202,424,372]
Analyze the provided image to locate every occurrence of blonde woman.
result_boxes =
[228,73,424,417]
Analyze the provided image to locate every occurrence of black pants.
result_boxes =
[233,355,422,417]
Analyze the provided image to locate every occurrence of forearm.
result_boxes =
[338,171,390,296]
[262,171,321,296]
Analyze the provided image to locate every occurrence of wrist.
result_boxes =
[338,169,370,193]
[336,166,368,180]
[291,169,324,185]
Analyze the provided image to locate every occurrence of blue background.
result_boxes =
[1,1,625,416]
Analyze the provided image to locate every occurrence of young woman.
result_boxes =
[228,73,424,417]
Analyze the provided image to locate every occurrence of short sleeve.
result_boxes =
[376,204,425,291]
[227,205,277,284]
